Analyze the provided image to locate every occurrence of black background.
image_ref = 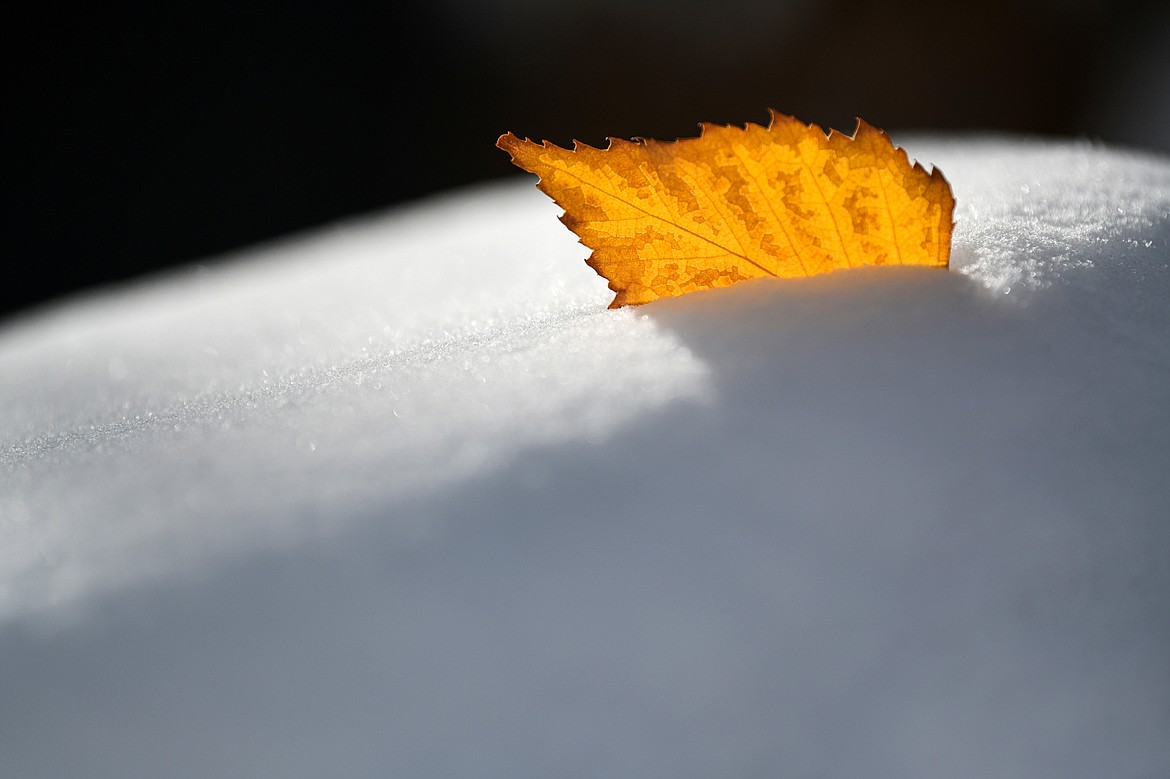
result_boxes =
[4,0,1168,321]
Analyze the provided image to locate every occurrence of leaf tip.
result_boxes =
[496,131,521,153]
[497,131,547,169]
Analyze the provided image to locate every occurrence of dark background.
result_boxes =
[3,0,1168,321]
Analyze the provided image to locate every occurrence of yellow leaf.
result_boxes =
[498,110,954,308]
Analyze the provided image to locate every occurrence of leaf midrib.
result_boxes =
[541,159,778,278]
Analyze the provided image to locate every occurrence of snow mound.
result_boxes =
[1,137,1168,778]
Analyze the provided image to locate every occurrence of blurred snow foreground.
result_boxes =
[2,137,1169,778]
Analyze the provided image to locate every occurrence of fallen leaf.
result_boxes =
[498,110,954,308]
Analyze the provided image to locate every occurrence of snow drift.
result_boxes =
[1,137,1168,778]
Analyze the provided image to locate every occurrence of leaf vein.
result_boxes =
[543,161,777,277]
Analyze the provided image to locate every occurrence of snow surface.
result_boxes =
[1,137,1169,778]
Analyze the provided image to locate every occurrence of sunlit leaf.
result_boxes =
[499,110,954,307]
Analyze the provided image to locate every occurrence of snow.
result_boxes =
[2,137,1169,778]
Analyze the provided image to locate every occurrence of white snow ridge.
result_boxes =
[1,137,1169,779]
